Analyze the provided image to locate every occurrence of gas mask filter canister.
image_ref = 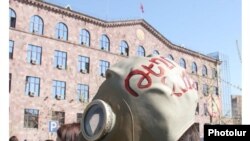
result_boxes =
[81,99,116,141]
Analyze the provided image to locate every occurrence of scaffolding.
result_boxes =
[208,52,232,118]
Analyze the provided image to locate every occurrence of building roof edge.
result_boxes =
[15,0,218,63]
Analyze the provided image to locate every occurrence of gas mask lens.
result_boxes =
[81,99,116,141]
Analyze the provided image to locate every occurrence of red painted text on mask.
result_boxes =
[124,57,195,97]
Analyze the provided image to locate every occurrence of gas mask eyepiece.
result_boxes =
[81,99,116,141]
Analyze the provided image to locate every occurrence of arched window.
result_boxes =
[167,54,174,61]
[137,46,145,57]
[55,22,68,41]
[100,34,110,51]
[119,40,129,56]
[153,50,160,55]
[79,29,90,47]
[179,58,186,69]
[192,62,198,74]
[202,65,208,76]
[212,68,217,79]
[9,8,16,28]
[29,15,44,35]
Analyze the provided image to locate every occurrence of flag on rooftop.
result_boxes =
[140,3,144,13]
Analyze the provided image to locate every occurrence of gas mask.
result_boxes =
[80,56,198,141]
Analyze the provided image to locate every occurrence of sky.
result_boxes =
[46,0,242,94]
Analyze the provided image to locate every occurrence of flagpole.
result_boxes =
[140,2,144,19]
[106,0,109,20]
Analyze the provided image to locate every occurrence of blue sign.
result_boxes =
[49,120,59,132]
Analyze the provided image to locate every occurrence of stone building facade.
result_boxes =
[9,0,221,140]
[231,95,242,124]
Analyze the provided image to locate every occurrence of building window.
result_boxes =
[55,22,68,40]
[27,44,42,65]
[202,65,208,76]
[52,111,65,126]
[77,113,83,123]
[79,29,90,46]
[24,109,39,128]
[194,82,199,91]
[137,46,145,57]
[9,8,16,28]
[202,84,209,96]
[179,58,186,69]
[204,103,209,116]
[54,50,67,70]
[191,62,197,74]
[167,54,174,61]
[212,86,219,96]
[9,73,12,92]
[99,60,110,77]
[215,87,219,96]
[52,80,66,100]
[195,103,199,115]
[119,40,129,56]
[100,34,110,51]
[9,40,14,59]
[212,68,217,79]
[78,56,89,73]
[25,76,40,97]
[77,84,89,102]
[153,50,159,55]
[29,15,43,35]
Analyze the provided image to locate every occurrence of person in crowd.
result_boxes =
[57,122,80,141]
[9,136,18,141]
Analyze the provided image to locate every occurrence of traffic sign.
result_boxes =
[49,120,59,132]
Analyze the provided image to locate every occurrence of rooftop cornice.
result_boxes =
[14,0,218,64]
